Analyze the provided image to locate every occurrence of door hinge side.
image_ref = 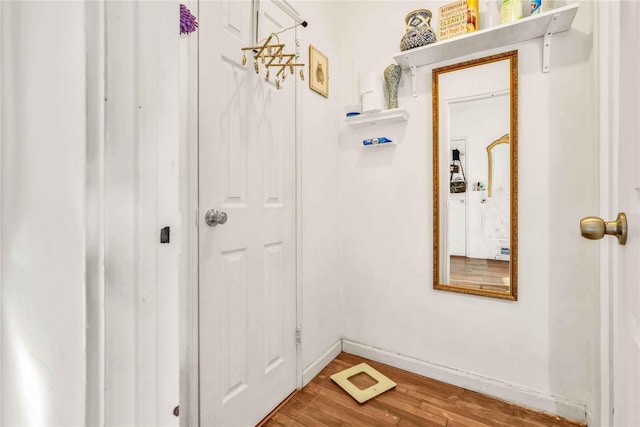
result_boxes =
[296,327,301,346]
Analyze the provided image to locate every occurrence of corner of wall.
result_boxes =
[294,0,344,371]
[301,340,342,387]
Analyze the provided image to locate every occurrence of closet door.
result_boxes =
[612,2,640,425]
[198,1,297,425]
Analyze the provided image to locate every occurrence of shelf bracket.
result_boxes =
[542,13,562,73]
[406,56,418,97]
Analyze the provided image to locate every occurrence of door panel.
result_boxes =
[219,248,250,404]
[264,243,285,373]
[198,1,297,425]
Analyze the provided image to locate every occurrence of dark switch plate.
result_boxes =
[160,226,170,244]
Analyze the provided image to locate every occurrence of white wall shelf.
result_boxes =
[344,108,409,128]
[392,3,579,96]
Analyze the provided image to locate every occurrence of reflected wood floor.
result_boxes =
[260,353,585,427]
[450,256,510,291]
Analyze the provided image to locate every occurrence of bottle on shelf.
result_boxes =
[480,0,501,29]
[500,0,523,23]
[530,0,554,15]
[467,0,479,32]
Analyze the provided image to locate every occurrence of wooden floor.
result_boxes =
[449,256,510,291]
[261,353,585,427]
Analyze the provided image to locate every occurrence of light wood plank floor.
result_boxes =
[261,353,585,427]
[450,256,510,291]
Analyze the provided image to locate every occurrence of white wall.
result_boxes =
[1,2,181,425]
[338,0,598,420]
[104,2,180,425]
[1,2,88,425]
[291,1,344,374]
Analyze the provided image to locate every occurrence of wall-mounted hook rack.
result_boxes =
[241,33,305,89]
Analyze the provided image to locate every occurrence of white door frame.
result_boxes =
[596,1,619,426]
[179,1,201,425]
[180,1,303,424]
[293,21,305,392]
[0,1,3,422]
[85,1,106,425]
[599,2,640,426]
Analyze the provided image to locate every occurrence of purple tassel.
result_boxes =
[180,3,198,34]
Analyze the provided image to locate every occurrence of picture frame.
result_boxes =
[309,45,329,98]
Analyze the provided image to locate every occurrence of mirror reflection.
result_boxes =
[432,51,518,300]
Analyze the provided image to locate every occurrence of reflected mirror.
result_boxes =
[432,51,518,300]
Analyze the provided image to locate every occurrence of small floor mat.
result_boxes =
[330,362,396,403]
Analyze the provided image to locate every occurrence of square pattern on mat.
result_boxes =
[330,362,396,403]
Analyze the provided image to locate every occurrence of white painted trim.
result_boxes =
[302,340,342,387]
[84,1,106,425]
[605,3,621,427]
[179,0,200,424]
[0,0,3,421]
[596,1,619,425]
[294,22,304,391]
[342,339,587,423]
[151,1,181,423]
[104,3,141,423]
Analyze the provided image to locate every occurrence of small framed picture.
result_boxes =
[309,45,329,98]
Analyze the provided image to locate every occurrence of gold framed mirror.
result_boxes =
[432,51,518,300]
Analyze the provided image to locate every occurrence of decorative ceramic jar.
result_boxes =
[384,64,402,109]
[400,9,437,51]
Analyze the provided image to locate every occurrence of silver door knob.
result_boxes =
[205,209,228,227]
[580,212,627,245]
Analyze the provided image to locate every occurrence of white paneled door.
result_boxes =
[612,1,640,425]
[198,1,297,425]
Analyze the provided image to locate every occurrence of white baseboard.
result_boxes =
[342,339,587,423]
[302,340,342,386]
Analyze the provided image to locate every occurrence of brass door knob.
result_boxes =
[580,212,627,245]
